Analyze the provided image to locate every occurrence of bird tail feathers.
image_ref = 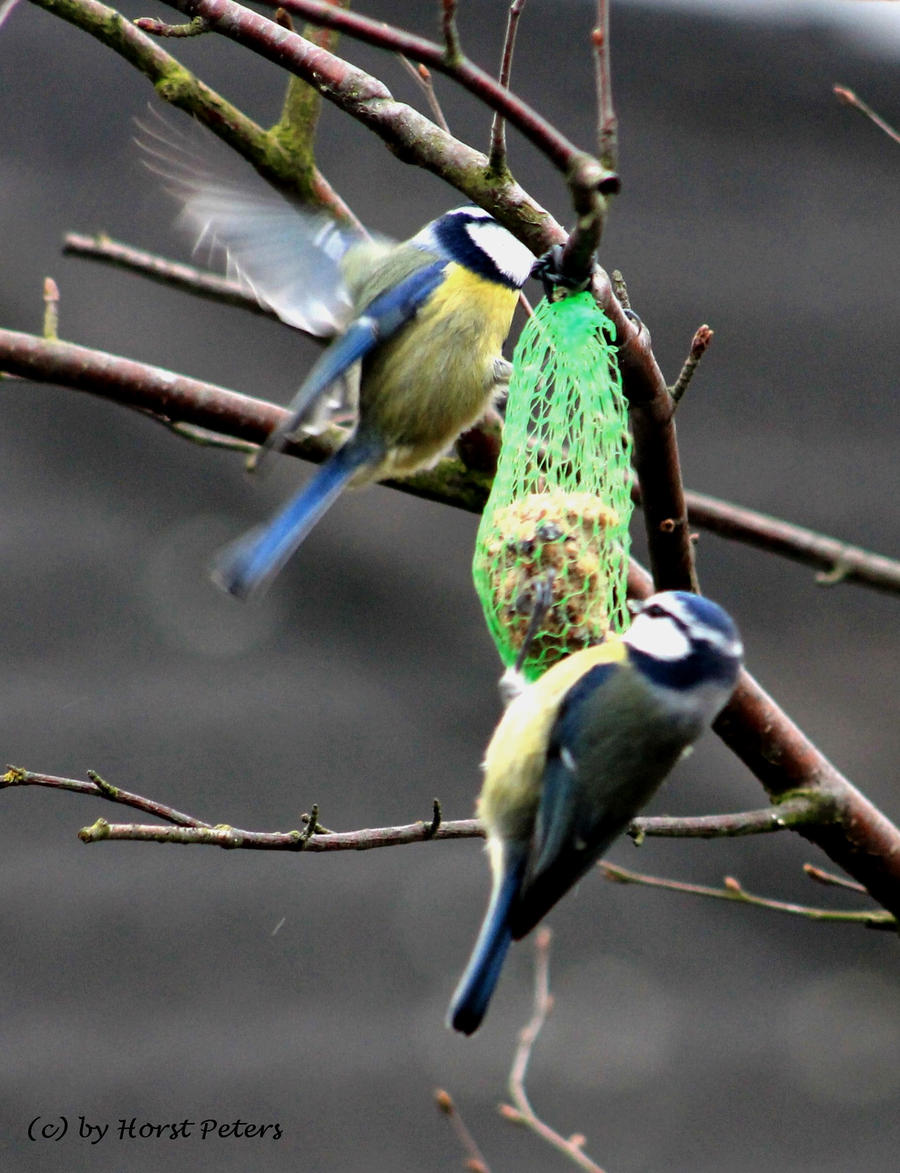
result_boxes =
[212,439,378,600]
[447,851,526,1036]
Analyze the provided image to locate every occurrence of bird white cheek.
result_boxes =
[626,614,691,660]
[466,220,534,287]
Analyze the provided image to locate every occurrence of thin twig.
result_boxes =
[592,0,616,172]
[133,14,208,35]
[600,862,897,930]
[2,767,211,827]
[63,232,280,321]
[0,765,475,852]
[396,57,450,133]
[0,762,475,853]
[628,476,900,596]
[834,85,900,146]
[803,863,868,893]
[440,0,461,65]
[159,421,259,453]
[489,0,526,175]
[500,929,607,1173]
[42,277,60,340]
[9,763,896,929]
[548,0,622,286]
[434,1089,492,1173]
[669,324,713,403]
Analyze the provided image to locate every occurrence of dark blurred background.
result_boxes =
[1,1,898,1170]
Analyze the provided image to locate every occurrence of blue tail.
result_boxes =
[447,849,527,1036]
[213,438,380,600]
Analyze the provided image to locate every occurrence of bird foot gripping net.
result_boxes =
[473,292,634,681]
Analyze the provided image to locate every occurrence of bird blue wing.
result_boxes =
[510,661,621,940]
[263,259,448,457]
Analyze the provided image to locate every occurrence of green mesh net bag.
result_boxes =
[473,291,633,680]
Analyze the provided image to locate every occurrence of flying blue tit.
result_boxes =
[141,119,535,597]
[448,590,743,1036]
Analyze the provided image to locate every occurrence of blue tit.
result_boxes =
[212,204,534,598]
[141,123,535,597]
[448,590,743,1036]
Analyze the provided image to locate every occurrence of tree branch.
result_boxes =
[1,767,848,855]
[168,0,609,183]
[396,58,450,134]
[604,277,698,592]
[58,242,895,599]
[146,0,565,245]
[592,0,616,172]
[499,929,608,1173]
[630,795,830,841]
[669,323,713,403]
[0,326,290,445]
[601,862,897,930]
[0,326,499,513]
[77,816,481,850]
[30,0,685,587]
[681,489,900,595]
[804,863,868,894]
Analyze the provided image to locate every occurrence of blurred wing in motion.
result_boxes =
[137,109,359,338]
[264,257,448,456]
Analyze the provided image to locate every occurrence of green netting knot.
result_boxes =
[473,292,633,680]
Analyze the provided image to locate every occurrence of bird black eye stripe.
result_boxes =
[644,602,687,631]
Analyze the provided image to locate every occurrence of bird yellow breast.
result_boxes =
[479,641,629,842]
[362,263,519,474]
[425,263,520,351]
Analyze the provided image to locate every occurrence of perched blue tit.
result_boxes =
[448,590,743,1036]
[141,121,535,597]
